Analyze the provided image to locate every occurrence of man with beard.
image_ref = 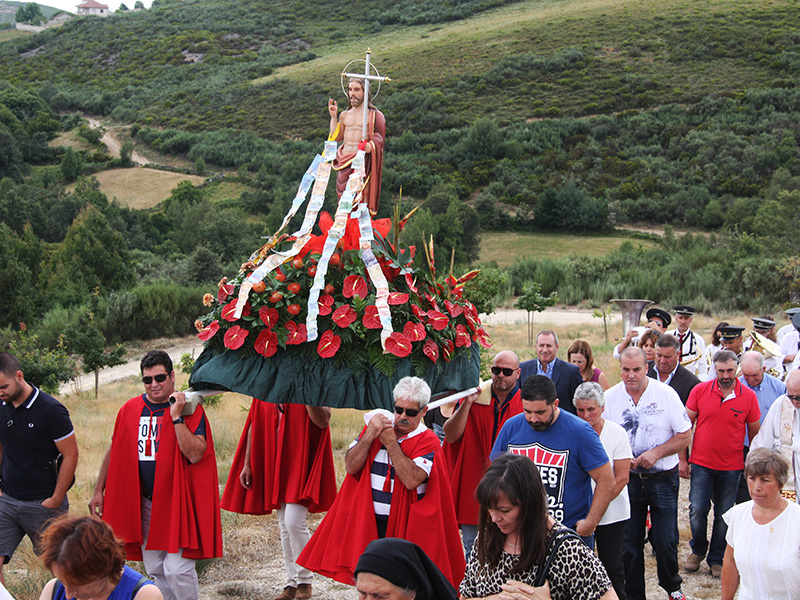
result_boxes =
[604,347,692,600]
[490,375,614,541]
[328,77,386,214]
[0,353,78,587]
[683,350,760,578]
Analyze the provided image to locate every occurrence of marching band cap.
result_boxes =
[718,325,745,340]
[646,307,672,328]
[751,317,775,330]
[785,307,800,317]
[673,305,696,316]
[792,311,800,330]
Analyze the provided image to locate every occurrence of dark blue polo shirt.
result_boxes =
[0,387,74,501]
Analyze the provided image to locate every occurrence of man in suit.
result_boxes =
[519,330,584,414]
[647,334,701,406]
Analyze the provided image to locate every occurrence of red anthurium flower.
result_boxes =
[427,310,450,331]
[412,304,426,320]
[343,275,368,299]
[253,329,278,357]
[318,294,334,316]
[332,305,357,328]
[423,339,439,362]
[259,306,279,328]
[197,320,219,341]
[474,327,493,348]
[363,305,382,329]
[444,300,463,318]
[424,292,438,310]
[442,339,455,361]
[455,324,472,348]
[221,299,251,322]
[317,330,341,358]
[385,332,412,358]
[464,310,481,331]
[217,282,234,303]
[284,321,308,345]
[404,273,418,294]
[224,325,249,350]
[403,321,426,342]
[387,292,409,305]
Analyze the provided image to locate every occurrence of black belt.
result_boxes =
[632,467,678,479]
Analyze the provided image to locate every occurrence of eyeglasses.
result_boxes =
[491,366,517,377]
[394,405,421,418]
[787,394,800,402]
[142,374,169,385]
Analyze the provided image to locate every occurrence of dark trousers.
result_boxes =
[624,470,682,600]
[596,519,628,600]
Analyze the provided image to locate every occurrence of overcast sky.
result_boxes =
[42,0,154,13]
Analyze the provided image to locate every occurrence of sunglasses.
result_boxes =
[394,405,421,418]
[491,366,517,377]
[788,394,800,402]
[142,373,169,385]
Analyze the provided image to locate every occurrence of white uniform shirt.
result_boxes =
[666,328,707,379]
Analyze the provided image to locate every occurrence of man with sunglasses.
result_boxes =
[298,376,465,589]
[751,370,800,503]
[89,350,222,600]
[443,350,523,555]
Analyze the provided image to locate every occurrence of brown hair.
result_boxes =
[711,321,730,346]
[567,340,595,381]
[745,447,790,489]
[40,516,125,585]
[638,329,661,348]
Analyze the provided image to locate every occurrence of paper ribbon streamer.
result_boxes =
[355,203,393,349]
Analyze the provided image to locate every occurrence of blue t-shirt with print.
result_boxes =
[491,409,609,529]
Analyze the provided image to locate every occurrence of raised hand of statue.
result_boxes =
[328,98,338,120]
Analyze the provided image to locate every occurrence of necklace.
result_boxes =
[504,538,520,552]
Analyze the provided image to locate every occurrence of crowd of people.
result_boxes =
[1,303,800,600]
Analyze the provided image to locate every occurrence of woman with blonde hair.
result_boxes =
[568,340,609,391]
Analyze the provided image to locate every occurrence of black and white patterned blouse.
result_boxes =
[459,525,612,600]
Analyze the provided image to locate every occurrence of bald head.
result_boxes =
[493,350,519,368]
[740,351,765,388]
[491,350,520,395]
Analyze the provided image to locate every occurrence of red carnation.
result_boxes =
[388,292,409,305]
[385,332,412,358]
[318,294,334,316]
[317,330,341,358]
[224,325,249,350]
[197,320,220,341]
[423,339,439,362]
[427,310,450,331]
[332,305,357,328]
[343,275,368,300]
[455,324,472,348]
[363,305,382,329]
[253,329,278,357]
[403,321,426,342]
[259,306,279,328]
[222,299,251,322]
[284,321,308,345]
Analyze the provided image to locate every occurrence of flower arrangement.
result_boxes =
[193,213,491,380]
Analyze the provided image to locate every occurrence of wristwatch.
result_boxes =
[172,416,185,425]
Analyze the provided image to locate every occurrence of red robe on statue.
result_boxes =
[443,389,523,526]
[102,396,223,561]
[220,400,337,514]
[333,106,385,214]
[297,427,465,588]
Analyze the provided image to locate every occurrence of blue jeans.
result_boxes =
[689,464,741,566]
[623,470,682,600]
[460,524,477,558]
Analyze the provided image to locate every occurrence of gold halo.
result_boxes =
[340,59,382,100]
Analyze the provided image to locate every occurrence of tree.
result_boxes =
[117,3,129,10]
[515,282,558,346]
[66,293,125,398]
[60,147,83,181]
[15,3,44,25]
[134,0,144,8]
[9,328,75,395]
[119,140,134,167]
[462,267,508,315]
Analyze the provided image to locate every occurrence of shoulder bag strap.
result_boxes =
[533,527,583,588]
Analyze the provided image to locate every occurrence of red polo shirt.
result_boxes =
[686,379,759,470]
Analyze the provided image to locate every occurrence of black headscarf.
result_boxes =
[354,538,459,600]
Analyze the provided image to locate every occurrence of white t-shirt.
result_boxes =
[604,379,691,472]
[595,419,632,525]
[723,500,800,599]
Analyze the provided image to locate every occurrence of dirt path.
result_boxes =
[87,117,149,165]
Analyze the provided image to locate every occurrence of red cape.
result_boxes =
[444,389,523,526]
[220,400,337,514]
[297,428,465,588]
[102,396,223,561]
[333,107,385,214]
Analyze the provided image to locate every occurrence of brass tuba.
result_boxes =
[610,299,654,339]
[749,331,784,379]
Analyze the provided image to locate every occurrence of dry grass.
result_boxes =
[48,131,96,153]
[71,168,206,209]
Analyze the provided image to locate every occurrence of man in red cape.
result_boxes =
[221,400,337,600]
[298,376,465,588]
[328,78,385,214]
[443,350,523,556]
[89,351,222,600]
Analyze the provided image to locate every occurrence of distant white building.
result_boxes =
[76,0,110,16]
